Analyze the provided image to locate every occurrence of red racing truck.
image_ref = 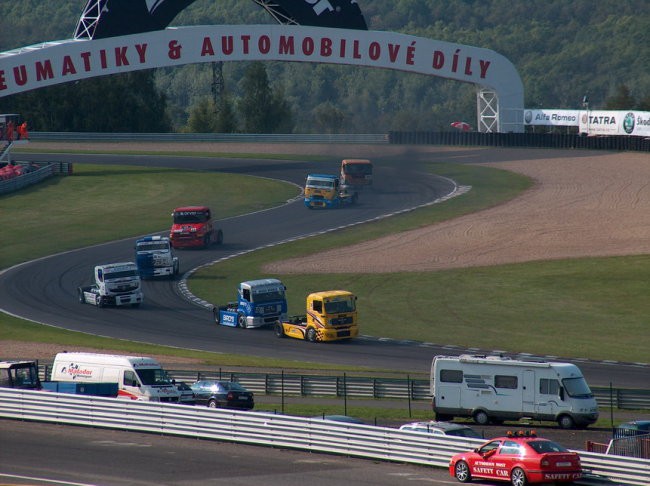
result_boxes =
[169,206,223,249]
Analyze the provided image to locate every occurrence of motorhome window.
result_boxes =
[124,370,138,387]
[440,369,463,383]
[540,378,561,395]
[562,377,594,398]
[495,375,518,389]
[137,368,173,386]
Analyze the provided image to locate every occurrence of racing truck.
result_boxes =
[169,206,223,249]
[213,279,288,329]
[340,158,373,190]
[135,235,179,279]
[274,290,359,342]
[304,174,358,209]
[77,262,144,307]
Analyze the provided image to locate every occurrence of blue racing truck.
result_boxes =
[213,279,288,329]
[135,235,179,279]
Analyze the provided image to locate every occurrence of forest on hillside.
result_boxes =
[0,0,648,132]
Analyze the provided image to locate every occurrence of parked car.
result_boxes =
[190,380,254,410]
[399,421,482,439]
[614,420,650,438]
[176,381,195,405]
[449,430,581,485]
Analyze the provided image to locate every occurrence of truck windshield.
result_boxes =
[173,211,209,224]
[251,289,285,303]
[307,179,335,189]
[324,297,356,314]
[137,242,169,252]
[104,269,139,280]
[344,164,372,175]
[2,365,39,388]
[562,377,594,398]
[136,368,173,386]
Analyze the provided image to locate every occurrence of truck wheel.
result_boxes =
[213,307,221,324]
[203,233,211,248]
[473,410,489,425]
[237,313,247,328]
[173,260,179,277]
[78,288,84,304]
[305,328,317,343]
[215,229,223,245]
[274,322,285,338]
[96,296,104,308]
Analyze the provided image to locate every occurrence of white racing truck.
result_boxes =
[135,235,179,279]
[78,262,144,308]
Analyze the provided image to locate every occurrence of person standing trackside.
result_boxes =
[18,121,28,140]
[6,120,14,141]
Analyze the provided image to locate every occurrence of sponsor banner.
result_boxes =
[524,109,579,126]
[579,110,650,136]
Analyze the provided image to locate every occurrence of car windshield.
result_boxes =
[324,297,355,314]
[136,368,173,386]
[562,377,593,398]
[527,440,569,453]
[104,269,138,280]
[137,242,169,252]
[446,428,482,438]
[173,211,208,224]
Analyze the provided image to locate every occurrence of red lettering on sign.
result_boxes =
[303,37,314,55]
[279,35,295,55]
[222,36,234,55]
[135,43,148,63]
[320,37,332,57]
[0,70,8,90]
[80,52,92,71]
[369,41,380,61]
[241,35,251,54]
[479,59,490,78]
[259,35,271,54]
[35,60,54,81]
[12,66,27,86]
[201,37,215,56]
[62,55,77,75]
[388,44,400,63]
[115,47,129,66]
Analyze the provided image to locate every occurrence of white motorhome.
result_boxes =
[431,354,599,429]
[51,353,181,403]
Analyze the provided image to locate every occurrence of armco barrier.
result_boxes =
[0,388,648,485]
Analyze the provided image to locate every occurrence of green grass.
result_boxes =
[2,153,649,368]
[0,163,299,268]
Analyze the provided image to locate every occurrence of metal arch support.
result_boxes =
[74,0,107,40]
[477,88,499,133]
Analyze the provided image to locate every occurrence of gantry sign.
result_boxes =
[0,8,524,132]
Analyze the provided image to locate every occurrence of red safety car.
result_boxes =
[449,431,581,486]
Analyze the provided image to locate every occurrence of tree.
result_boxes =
[604,85,636,110]
[0,71,171,132]
[238,62,292,133]
[313,102,345,134]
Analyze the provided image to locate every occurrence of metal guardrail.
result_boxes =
[0,162,73,195]
[28,132,389,144]
[164,369,650,410]
[35,365,650,410]
[1,389,648,485]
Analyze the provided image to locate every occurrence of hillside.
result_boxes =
[1,0,648,131]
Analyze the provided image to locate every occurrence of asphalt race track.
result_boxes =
[1,151,648,389]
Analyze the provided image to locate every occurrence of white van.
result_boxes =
[431,354,599,429]
[51,352,181,403]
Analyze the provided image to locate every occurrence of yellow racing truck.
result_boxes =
[274,290,359,342]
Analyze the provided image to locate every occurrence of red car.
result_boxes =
[449,431,581,486]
